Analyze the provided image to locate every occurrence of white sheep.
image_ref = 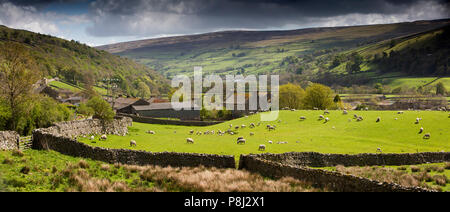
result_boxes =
[89,135,95,140]
[419,127,424,134]
[258,144,266,151]
[130,140,137,147]
[268,140,273,144]
[376,148,382,153]
[186,138,194,144]
[241,124,246,128]
[324,109,330,115]
[100,134,107,140]
[268,126,275,131]
[324,117,330,123]
[343,110,348,115]
[189,130,194,134]
[423,133,431,139]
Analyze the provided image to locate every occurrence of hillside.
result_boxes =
[0,25,170,97]
[97,19,449,88]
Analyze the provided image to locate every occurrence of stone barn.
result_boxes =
[131,102,201,120]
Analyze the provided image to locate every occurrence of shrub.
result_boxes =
[433,175,447,186]
[11,150,24,157]
[410,166,421,172]
[86,96,115,120]
[20,166,30,174]
[77,160,89,169]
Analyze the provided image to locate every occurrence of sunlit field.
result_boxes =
[79,110,450,162]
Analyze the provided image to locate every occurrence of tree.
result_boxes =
[86,96,115,120]
[0,43,40,131]
[302,83,335,109]
[136,81,151,99]
[346,52,363,74]
[77,103,94,117]
[436,82,447,96]
[333,94,341,103]
[279,83,305,109]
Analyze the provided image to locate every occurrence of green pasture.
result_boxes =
[79,110,450,162]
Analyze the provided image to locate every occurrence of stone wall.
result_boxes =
[31,117,235,169]
[118,113,223,126]
[239,155,434,192]
[0,131,19,150]
[251,152,450,167]
[32,130,235,168]
[34,117,132,140]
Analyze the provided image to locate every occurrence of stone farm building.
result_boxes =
[131,102,201,120]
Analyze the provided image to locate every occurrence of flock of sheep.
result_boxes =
[85,108,446,152]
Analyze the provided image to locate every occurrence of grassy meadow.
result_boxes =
[79,110,450,162]
[0,149,320,192]
[319,163,450,191]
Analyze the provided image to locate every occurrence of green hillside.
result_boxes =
[97,20,449,88]
[0,25,170,97]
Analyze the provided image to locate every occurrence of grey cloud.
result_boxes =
[85,0,449,37]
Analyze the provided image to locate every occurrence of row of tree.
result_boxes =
[279,83,338,110]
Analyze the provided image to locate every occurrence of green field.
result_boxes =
[48,80,82,92]
[79,110,450,162]
[319,163,450,191]
[0,149,320,192]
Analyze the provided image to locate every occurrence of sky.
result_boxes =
[0,0,448,46]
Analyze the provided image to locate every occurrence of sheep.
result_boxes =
[353,114,358,119]
[415,118,420,124]
[189,130,194,134]
[250,132,254,136]
[237,139,246,145]
[419,127,424,134]
[257,122,261,126]
[356,116,364,122]
[146,130,155,134]
[324,109,330,115]
[343,110,348,115]
[89,135,95,140]
[130,140,137,147]
[258,144,266,151]
[268,126,275,131]
[395,118,398,120]
[313,107,319,110]
[268,140,273,144]
[423,133,431,139]
[100,134,107,140]
[319,115,325,120]
[250,123,255,128]
[364,107,369,111]
[324,117,330,123]
[237,136,244,141]
[229,124,233,128]
[299,116,306,120]
[291,109,296,111]
[277,141,288,144]
[266,124,271,129]
[397,111,404,114]
[235,126,240,130]
[376,148,382,153]
[241,124,246,128]
[186,138,194,144]
[376,117,381,122]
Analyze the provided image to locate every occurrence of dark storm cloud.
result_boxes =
[84,0,449,37]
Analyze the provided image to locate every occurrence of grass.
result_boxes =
[320,163,450,191]
[0,149,321,192]
[48,80,82,92]
[79,110,450,163]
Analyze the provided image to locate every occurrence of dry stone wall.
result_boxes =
[239,154,435,192]
[0,131,19,150]
[32,117,235,168]
[254,152,450,167]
